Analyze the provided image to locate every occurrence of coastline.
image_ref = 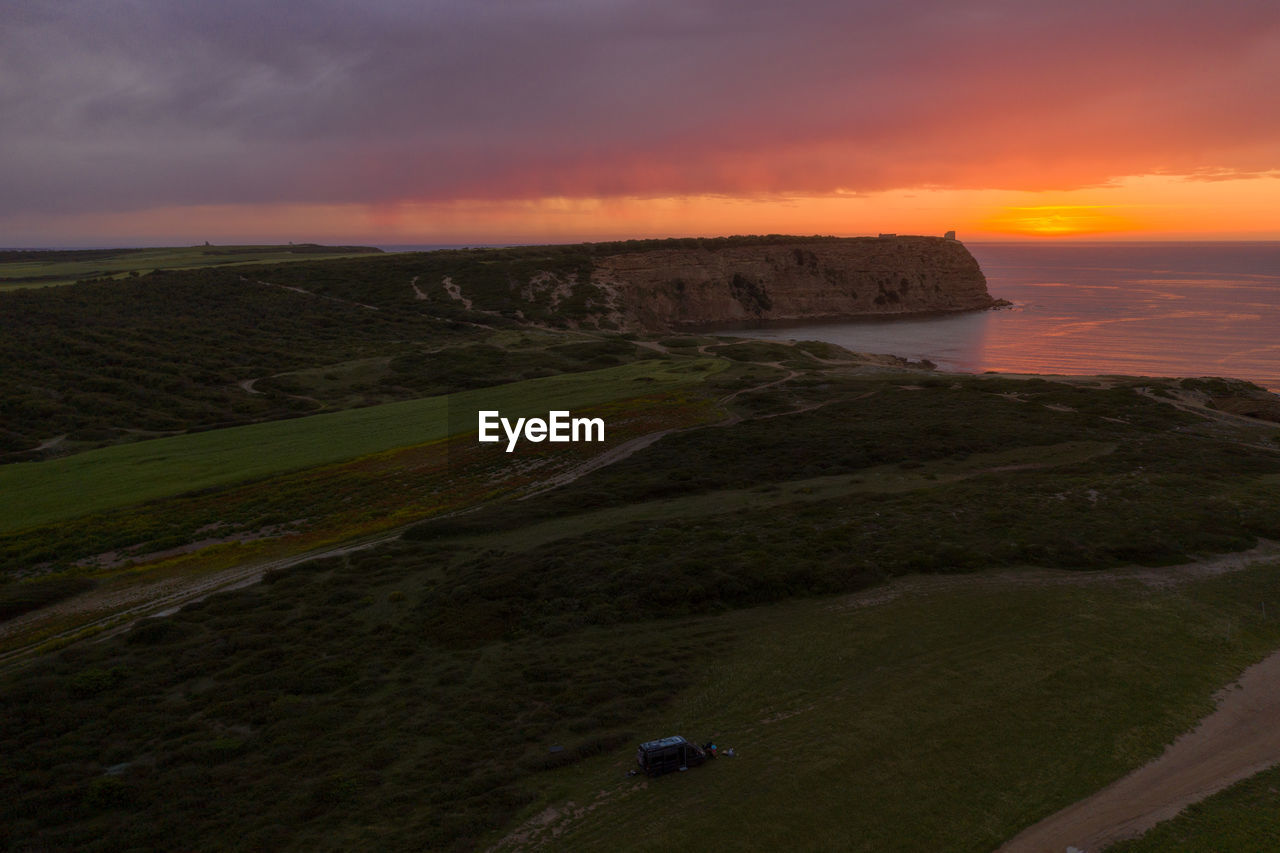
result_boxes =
[675,299,1012,334]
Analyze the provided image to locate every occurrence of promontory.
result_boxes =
[583,235,1000,331]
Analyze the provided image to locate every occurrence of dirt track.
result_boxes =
[854,544,1280,853]
[980,539,1280,851]
[0,534,395,668]
[998,643,1280,852]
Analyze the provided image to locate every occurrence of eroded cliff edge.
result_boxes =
[590,236,999,331]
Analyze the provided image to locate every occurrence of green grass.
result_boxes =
[0,245,381,290]
[1109,762,1280,851]
[487,562,1280,852]
[0,389,721,591]
[0,358,723,533]
[6,540,1280,852]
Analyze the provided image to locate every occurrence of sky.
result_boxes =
[3,0,1279,247]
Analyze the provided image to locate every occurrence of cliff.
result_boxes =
[589,236,998,331]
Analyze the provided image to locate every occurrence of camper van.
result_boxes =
[635,736,712,777]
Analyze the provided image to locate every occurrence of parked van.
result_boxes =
[636,736,712,777]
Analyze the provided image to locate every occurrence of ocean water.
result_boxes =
[716,242,1280,391]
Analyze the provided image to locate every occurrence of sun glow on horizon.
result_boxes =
[979,205,1144,237]
[4,173,1278,247]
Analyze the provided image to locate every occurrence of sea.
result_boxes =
[715,242,1280,392]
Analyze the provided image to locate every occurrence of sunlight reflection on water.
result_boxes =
[715,243,1280,390]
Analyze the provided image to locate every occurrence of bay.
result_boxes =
[715,242,1280,391]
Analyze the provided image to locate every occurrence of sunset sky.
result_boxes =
[4,0,1279,247]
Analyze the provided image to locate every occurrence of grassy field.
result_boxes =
[0,358,722,534]
[484,561,1280,853]
[0,244,382,290]
[5,539,1280,851]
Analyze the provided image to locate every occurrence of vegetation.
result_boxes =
[0,390,721,616]
[0,576,96,620]
[0,241,728,458]
[1110,763,1280,852]
[492,562,1280,852]
[4,542,1280,851]
[0,269,448,456]
[0,244,382,290]
[0,539,737,851]
[6,364,1280,849]
[5,242,1280,850]
[0,235,942,458]
[0,359,719,534]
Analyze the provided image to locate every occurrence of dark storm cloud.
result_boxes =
[3,0,1279,216]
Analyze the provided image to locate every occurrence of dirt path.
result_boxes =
[0,533,397,669]
[719,363,797,403]
[845,542,1280,851]
[998,643,1280,852]
[243,276,380,311]
[234,373,323,408]
[442,275,473,309]
[518,429,675,500]
[34,434,67,451]
[521,363,803,499]
[826,541,1280,613]
[410,275,429,301]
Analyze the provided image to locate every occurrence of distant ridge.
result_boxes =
[0,244,384,289]
[0,244,382,263]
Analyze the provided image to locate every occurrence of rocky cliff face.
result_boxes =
[591,236,997,331]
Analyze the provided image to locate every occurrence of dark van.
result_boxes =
[636,736,712,777]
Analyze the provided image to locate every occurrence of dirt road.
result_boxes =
[0,533,395,669]
[998,643,1280,852]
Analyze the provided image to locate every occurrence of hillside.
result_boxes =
[0,235,997,461]
[4,241,1280,851]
